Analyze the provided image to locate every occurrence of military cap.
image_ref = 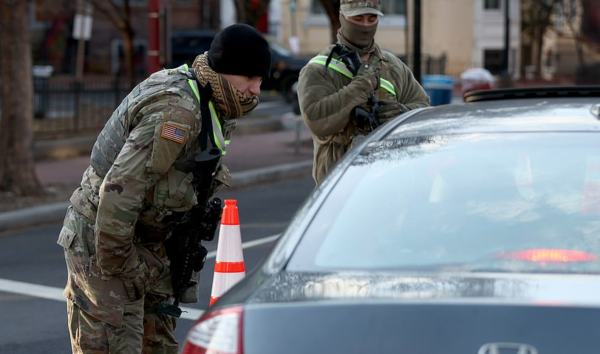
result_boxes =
[340,0,384,17]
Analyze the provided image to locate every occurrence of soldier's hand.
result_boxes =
[193,244,209,272]
[210,164,232,196]
[119,254,151,301]
[376,101,409,122]
[356,62,379,90]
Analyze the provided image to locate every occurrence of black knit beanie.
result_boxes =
[208,24,272,78]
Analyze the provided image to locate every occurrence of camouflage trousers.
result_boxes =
[58,206,179,354]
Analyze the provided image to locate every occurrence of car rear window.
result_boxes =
[287,132,600,274]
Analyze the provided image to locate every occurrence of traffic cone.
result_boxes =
[515,154,534,201]
[582,156,600,215]
[209,199,245,307]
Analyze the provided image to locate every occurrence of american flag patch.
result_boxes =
[161,122,187,144]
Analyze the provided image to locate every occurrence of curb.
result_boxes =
[0,160,313,233]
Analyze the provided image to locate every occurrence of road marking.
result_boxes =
[0,234,280,321]
[0,278,204,320]
[0,278,63,301]
[207,233,280,259]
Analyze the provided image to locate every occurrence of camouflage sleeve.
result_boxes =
[386,53,431,110]
[297,63,374,137]
[95,99,197,276]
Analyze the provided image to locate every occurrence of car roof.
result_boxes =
[386,87,600,139]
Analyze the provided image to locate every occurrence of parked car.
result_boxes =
[170,30,309,102]
[182,87,600,354]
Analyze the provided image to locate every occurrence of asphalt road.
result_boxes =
[0,177,315,354]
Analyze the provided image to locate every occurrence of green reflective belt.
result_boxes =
[177,64,228,155]
[309,55,397,96]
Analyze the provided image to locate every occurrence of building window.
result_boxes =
[484,49,504,75]
[310,0,326,14]
[380,0,406,15]
[484,0,501,10]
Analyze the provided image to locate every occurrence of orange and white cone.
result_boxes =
[582,156,600,215]
[209,199,245,307]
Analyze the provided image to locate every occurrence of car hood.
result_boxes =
[248,270,600,306]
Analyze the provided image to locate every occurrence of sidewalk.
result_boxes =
[0,110,314,232]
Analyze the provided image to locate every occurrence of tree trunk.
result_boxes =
[319,0,341,44]
[0,0,44,196]
[87,0,136,87]
[533,30,544,80]
[121,0,135,88]
[564,2,586,70]
[123,25,135,88]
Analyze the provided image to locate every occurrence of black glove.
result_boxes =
[376,101,409,122]
[193,244,209,272]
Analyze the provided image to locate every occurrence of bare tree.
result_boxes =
[522,0,561,79]
[0,0,43,196]
[84,0,136,87]
[318,0,341,44]
[561,0,586,69]
[233,0,271,28]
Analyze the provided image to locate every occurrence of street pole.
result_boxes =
[413,0,422,84]
[73,0,93,82]
[501,0,512,87]
[149,0,161,74]
[405,0,410,65]
[289,0,300,54]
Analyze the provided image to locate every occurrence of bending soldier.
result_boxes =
[57,24,272,354]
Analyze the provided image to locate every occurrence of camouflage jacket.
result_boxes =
[69,66,235,277]
[297,45,430,184]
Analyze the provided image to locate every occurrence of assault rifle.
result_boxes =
[353,93,380,131]
[165,148,224,316]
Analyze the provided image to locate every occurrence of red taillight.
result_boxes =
[497,249,598,263]
[182,306,244,354]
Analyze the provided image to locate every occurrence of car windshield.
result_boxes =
[287,132,600,274]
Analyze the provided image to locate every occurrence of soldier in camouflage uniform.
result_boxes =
[57,24,272,354]
[297,0,430,184]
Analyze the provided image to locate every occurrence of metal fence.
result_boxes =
[32,76,140,139]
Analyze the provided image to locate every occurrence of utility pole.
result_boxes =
[289,0,299,53]
[405,0,410,64]
[73,0,93,82]
[413,0,422,83]
[501,0,512,87]
[149,0,161,74]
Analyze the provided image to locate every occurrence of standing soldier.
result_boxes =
[297,0,430,184]
[57,24,272,354]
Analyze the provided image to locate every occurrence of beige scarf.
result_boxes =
[192,53,259,119]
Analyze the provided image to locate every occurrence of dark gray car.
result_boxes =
[182,87,600,354]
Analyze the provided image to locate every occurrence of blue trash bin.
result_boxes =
[422,75,455,106]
